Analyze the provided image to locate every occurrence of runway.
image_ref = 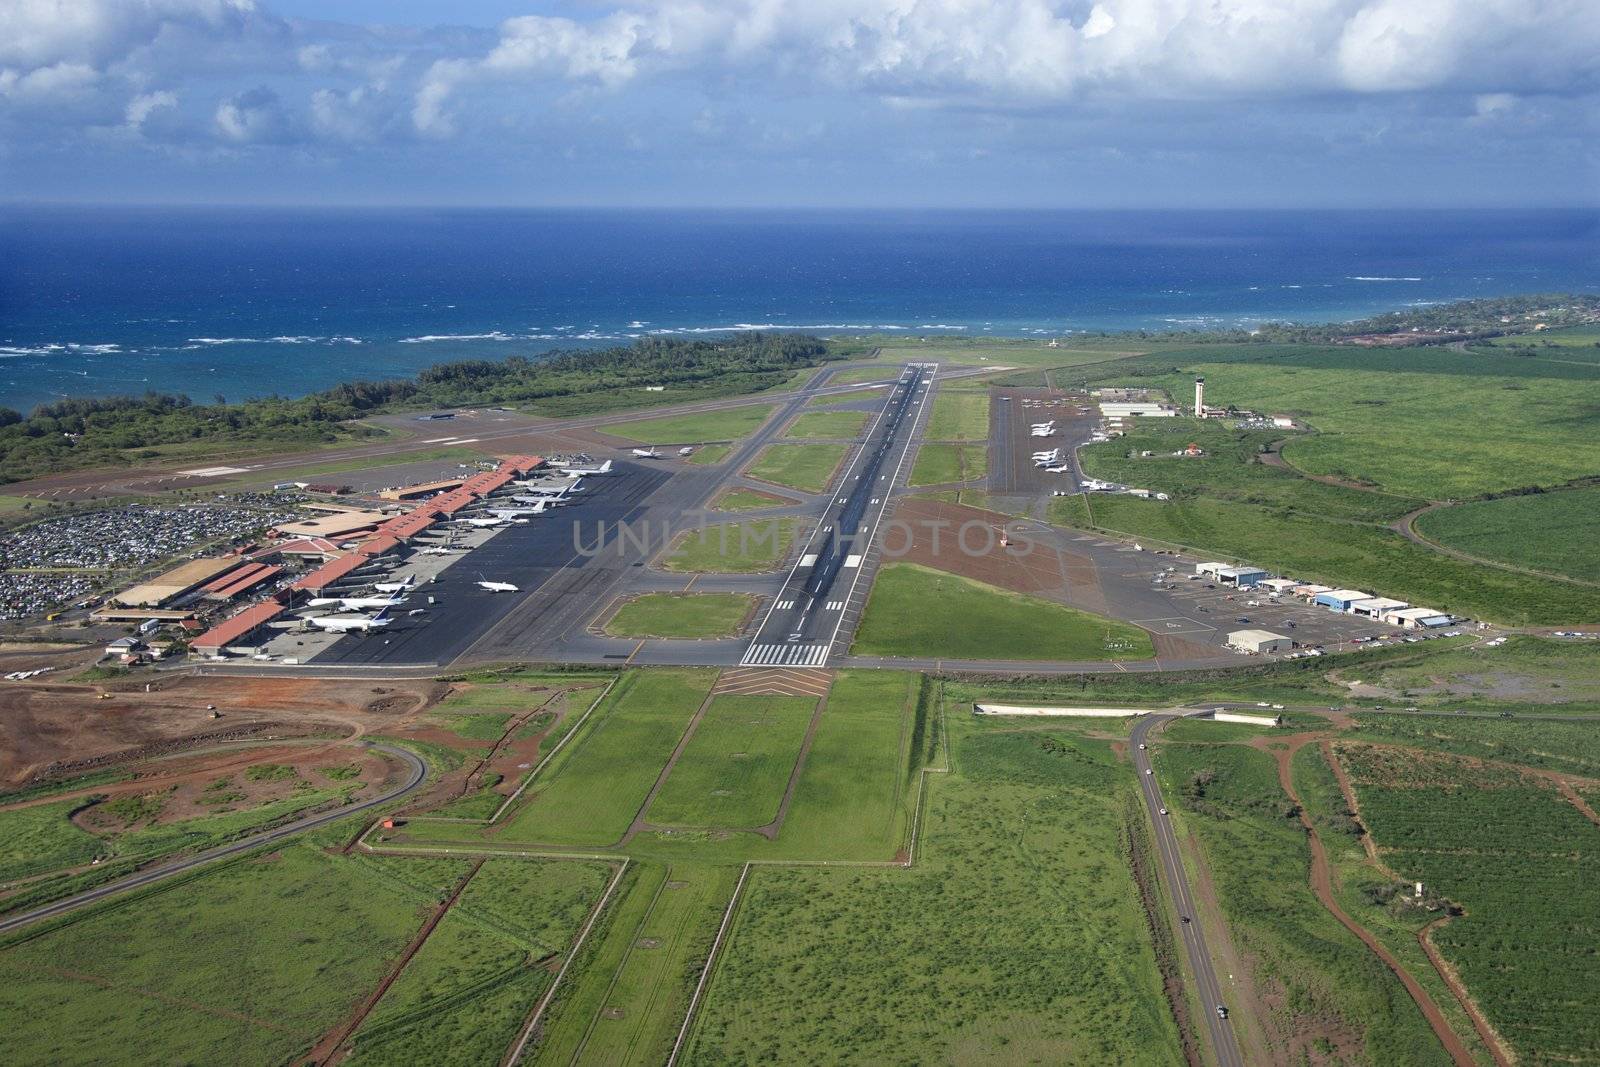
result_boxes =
[739,363,935,667]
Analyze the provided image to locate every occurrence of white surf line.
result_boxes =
[740,369,916,662]
[506,858,631,1066]
[667,861,753,1067]
[820,363,937,659]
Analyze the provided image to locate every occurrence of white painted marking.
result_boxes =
[799,554,818,567]
[844,555,862,568]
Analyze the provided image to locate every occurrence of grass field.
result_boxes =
[687,713,1180,1063]
[924,390,989,441]
[603,593,754,639]
[781,410,869,439]
[744,442,849,493]
[1345,635,1600,711]
[709,487,791,512]
[661,518,799,573]
[907,441,986,486]
[1052,493,1600,624]
[347,859,612,1066]
[0,800,104,882]
[1152,742,1457,1064]
[1339,745,1600,1064]
[685,443,731,465]
[645,695,816,829]
[603,404,776,445]
[1089,344,1600,499]
[1477,324,1600,349]
[828,366,904,385]
[806,386,888,407]
[1416,486,1600,583]
[0,844,468,1067]
[530,862,738,1067]
[496,670,713,845]
[853,563,1154,661]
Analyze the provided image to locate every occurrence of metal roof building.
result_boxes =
[1227,629,1293,653]
[1314,589,1371,610]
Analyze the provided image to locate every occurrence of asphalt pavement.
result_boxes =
[1130,714,1247,1067]
[0,742,426,934]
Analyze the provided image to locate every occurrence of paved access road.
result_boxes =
[1130,714,1247,1067]
[0,742,426,935]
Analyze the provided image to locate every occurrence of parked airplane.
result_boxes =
[373,575,414,593]
[455,515,525,528]
[1031,449,1060,461]
[486,503,549,517]
[476,579,519,593]
[631,447,661,459]
[417,546,458,556]
[1044,464,1071,473]
[307,594,407,610]
[562,460,613,477]
[304,609,392,633]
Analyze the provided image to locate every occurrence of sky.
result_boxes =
[2,0,1597,209]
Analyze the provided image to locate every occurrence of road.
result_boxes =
[1130,714,1247,1067]
[739,362,934,666]
[0,742,427,934]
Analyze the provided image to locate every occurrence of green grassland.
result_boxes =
[660,518,800,573]
[1344,750,1600,1063]
[1151,742,1456,1064]
[1346,635,1600,711]
[347,859,612,1067]
[781,410,869,439]
[709,487,791,512]
[744,442,849,493]
[1347,714,1600,780]
[1477,324,1600,349]
[603,593,754,639]
[907,441,987,486]
[1089,344,1600,499]
[530,862,737,1067]
[0,800,104,882]
[495,670,713,845]
[603,404,777,445]
[853,562,1155,661]
[924,390,990,441]
[872,336,1154,371]
[645,695,815,829]
[0,844,470,1067]
[828,365,905,385]
[806,387,889,407]
[1051,493,1600,624]
[1079,419,1420,522]
[1416,486,1600,583]
[685,443,731,465]
[687,714,1181,1063]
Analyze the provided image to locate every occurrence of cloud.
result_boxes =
[413,0,1600,133]
[214,84,290,142]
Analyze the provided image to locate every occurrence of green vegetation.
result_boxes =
[1348,714,1600,779]
[245,762,298,782]
[781,410,868,439]
[434,711,515,741]
[604,403,776,445]
[828,366,903,385]
[709,487,790,512]
[1,334,833,483]
[1416,486,1600,583]
[1088,342,1600,498]
[924,390,989,441]
[806,387,887,407]
[604,593,754,639]
[688,714,1180,1063]
[661,518,799,573]
[1152,742,1455,1064]
[745,442,848,493]
[685,443,731,465]
[0,800,104,881]
[907,441,986,486]
[497,670,712,845]
[1342,747,1600,1063]
[0,844,469,1066]
[853,563,1154,661]
[347,859,612,1067]
[1346,634,1600,711]
[646,695,815,829]
[1052,493,1600,624]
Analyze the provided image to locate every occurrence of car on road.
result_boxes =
[1138,743,1147,750]
[1236,617,1250,623]
[1216,1005,1228,1020]
[1158,807,1168,816]
[1145,769,1153,775]
[1181,915,1191,924]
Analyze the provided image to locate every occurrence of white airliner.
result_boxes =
[1044,464,1071,473]
[476,579,519,593]
[417,546,457,556]
[631,447,661,459]
[562,460,613,477]
[304,609,392,633]
[1032,449,1060,461]
[307,594,407,610]
[486,503,549,517]
[373,575,414,593]
[455,515,512,528]
[1031,421,1054,430]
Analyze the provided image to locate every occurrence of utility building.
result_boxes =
[1228,629,1292,653]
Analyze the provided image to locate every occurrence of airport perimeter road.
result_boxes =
[1130,715,1247,1067]
[740,363,935,667]
[0,743,426,935]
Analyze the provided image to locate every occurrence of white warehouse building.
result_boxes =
[1099,401,1177,418]
[1228,629,1293,653]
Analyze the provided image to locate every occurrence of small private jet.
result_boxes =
[1044,464,1071,473]
[631,447,661,459]
[373,575,414,593]
[476,579,519,593]
[304,609,392,633]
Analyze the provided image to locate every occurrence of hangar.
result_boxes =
[1314,589,1370,611]
[1349,596,1408,618]
[1227,628,1292,653]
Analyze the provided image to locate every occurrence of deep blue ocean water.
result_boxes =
[2,206,1596,411]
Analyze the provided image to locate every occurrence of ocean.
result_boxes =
[2,206,1596,412]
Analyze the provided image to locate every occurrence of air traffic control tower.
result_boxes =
[1194,376,1206,416]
